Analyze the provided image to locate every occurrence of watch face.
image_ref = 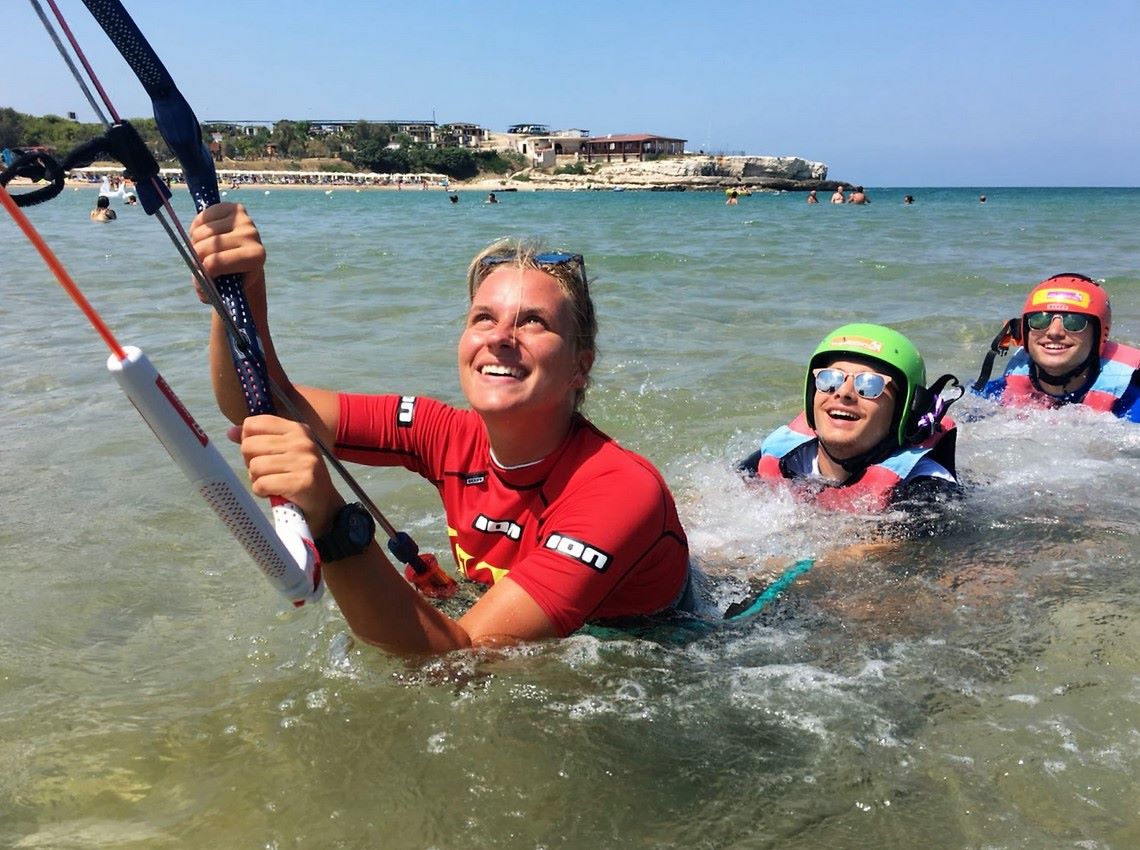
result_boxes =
[317,504,375,563]
[346,509,372,547]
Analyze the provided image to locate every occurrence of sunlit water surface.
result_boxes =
[2,185,1138,848]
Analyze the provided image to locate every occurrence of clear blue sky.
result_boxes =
[9,0,1140,186]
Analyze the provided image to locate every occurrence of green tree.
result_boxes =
[22,113,92,151]
[347,120,392,150]
[0,105,536,179]
[270,120,310,159]
[226,127,271,160]
[1,108,191,165]
[475,149,528,175]
[420,147,478,180]
[346,142,528,180]
[1,107,26,149]
[351,143,410,174]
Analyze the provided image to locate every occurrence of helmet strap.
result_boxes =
[1030,349,1098,390]
[907,375,963,442]
[816,434,897,478]
[971,319,1019,391]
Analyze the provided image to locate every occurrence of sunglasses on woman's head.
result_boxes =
[1025,311,1090,333]
[813,368,891,399]
[480,251,587,288]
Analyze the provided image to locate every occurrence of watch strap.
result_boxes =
[314,502,375,563]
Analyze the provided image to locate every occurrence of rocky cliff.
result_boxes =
[528,155,836,191]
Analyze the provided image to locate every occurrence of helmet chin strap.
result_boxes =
[817,434,897,477]
[1030,351,1096,388]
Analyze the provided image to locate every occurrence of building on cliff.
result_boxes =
[584,134,687,163]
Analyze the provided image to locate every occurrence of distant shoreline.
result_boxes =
[29,177,1135,198]
[58,175,837,195]
[55,155,846,194]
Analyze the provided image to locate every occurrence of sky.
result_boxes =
[7,0,1140,186]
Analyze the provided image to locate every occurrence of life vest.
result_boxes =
[753,412,957,512]
[1000,341,1140,412]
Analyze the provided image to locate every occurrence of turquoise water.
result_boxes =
[2,185,1139,848]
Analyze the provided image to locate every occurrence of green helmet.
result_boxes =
[804,323,927,447]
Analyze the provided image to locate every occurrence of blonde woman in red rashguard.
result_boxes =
[190,204,691,656]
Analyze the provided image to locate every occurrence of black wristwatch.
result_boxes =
[314,502,376,563]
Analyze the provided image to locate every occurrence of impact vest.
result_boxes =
[1000,342,1140,412]
[753,412,957,512]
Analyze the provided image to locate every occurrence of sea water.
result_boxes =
[1,185,1138,849]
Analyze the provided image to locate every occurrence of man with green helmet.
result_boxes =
[739,323,962,512]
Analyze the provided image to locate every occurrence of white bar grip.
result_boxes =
[107,346,322,606]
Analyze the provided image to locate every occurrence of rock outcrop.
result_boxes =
[517,155,840,192]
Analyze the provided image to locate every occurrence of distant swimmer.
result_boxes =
[486,192,498,204]
[848,187,869,205]
[979,194,987,203]
[807,189,819,205]
[830,186,846,204]
[903,194,914,205]
[449,194,459,204]
[89,195,117,221]
[725,189,739,205]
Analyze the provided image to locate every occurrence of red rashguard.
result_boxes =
[335,394,689,636]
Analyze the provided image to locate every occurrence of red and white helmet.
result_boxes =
[1021,273,1111,356]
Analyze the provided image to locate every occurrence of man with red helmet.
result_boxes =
[972,274,1140,420]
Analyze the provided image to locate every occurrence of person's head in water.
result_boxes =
[464,238,596,411]
[1019,273,1109,389]
[804,324,929,471]
[96,196,110,209]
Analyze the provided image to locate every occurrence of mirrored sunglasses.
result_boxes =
[813,367,891,399]
[1025,311,1090,333]
[480,251,587,288]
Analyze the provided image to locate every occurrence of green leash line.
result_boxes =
[584,557,818,642]
[723,558,817,622]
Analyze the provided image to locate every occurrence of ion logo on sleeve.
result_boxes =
[396,396,416,426]
[544,533,611,572]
